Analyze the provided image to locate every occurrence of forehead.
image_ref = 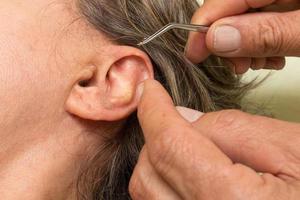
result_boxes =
[0,0,109,63]
[0,0,70,9]
[0,0,82,48]
[0,0,76,22]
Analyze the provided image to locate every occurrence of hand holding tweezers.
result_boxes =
[138,23,209,46]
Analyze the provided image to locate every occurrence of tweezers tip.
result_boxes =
[137,40,149,46]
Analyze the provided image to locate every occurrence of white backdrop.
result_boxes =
[244,57,300,122]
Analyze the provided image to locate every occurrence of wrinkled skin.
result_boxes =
[186,0,300,74]
[130,2,300,199]
[130,80,300,200]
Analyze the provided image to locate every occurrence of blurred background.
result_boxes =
[244,57,300,122]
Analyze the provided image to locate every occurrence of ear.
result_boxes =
[65,46,154,121]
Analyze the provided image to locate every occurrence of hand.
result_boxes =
[129,80,300,200]
[185,0,300,74]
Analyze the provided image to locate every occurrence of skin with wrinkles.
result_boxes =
[130,80,300,200]
[186,0,300,74]
[128,1,300,199]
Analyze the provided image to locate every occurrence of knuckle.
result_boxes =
[222,165,283,200]
[209,110,248,132]
[151,128,179,165]
[129,177,142,199]
[129,172,146,200]
[138,99,155,121]
[255,15,286,56]
[221,165,256,199]
[149,126,189,171]
[208,110,258,153]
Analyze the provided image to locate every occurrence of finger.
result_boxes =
[222,56,285,73]
[129,148,181,200]
[206,11,300,57]
[192,0,277,26]
[276,0,300,4]
[137,83,285,199]
[227,57,251,74]
[137,80,191,142]
[263,0,300,12]
[192,110,300,179]
[262,4,300,12]
[185,32,210,63]
[251,58,267,70]
[264,56,286,70]
[186,0,278,62]
[137,81,262,199]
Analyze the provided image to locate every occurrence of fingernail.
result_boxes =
[214,25,241,52]
[176,106,204,123]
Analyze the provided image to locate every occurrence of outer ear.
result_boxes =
[65,46,154,121]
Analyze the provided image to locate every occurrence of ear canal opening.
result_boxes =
[79,80,89,87]
[78,70,98,88]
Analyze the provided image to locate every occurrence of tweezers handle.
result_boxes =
[169,23,209,32]
[138,23,209,46]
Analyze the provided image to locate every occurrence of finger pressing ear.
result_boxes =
[138,80,238,200]
[137,80,191,142]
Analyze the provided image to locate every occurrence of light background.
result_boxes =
[244,57,300,122]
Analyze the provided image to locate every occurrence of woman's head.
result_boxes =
[0,0,252,199]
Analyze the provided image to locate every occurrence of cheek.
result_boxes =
[0,20,63,130]
[0,1,102,130]
[0,32,46,127]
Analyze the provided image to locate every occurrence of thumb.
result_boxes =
[206,10,300,57]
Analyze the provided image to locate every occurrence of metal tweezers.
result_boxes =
[138,23,209,46]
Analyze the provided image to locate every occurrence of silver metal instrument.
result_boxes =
[137,23,225,68]
[138,23,209,46]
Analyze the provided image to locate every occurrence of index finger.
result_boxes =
[137,80,237,199]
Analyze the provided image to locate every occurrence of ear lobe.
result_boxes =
[65,48,153,122]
